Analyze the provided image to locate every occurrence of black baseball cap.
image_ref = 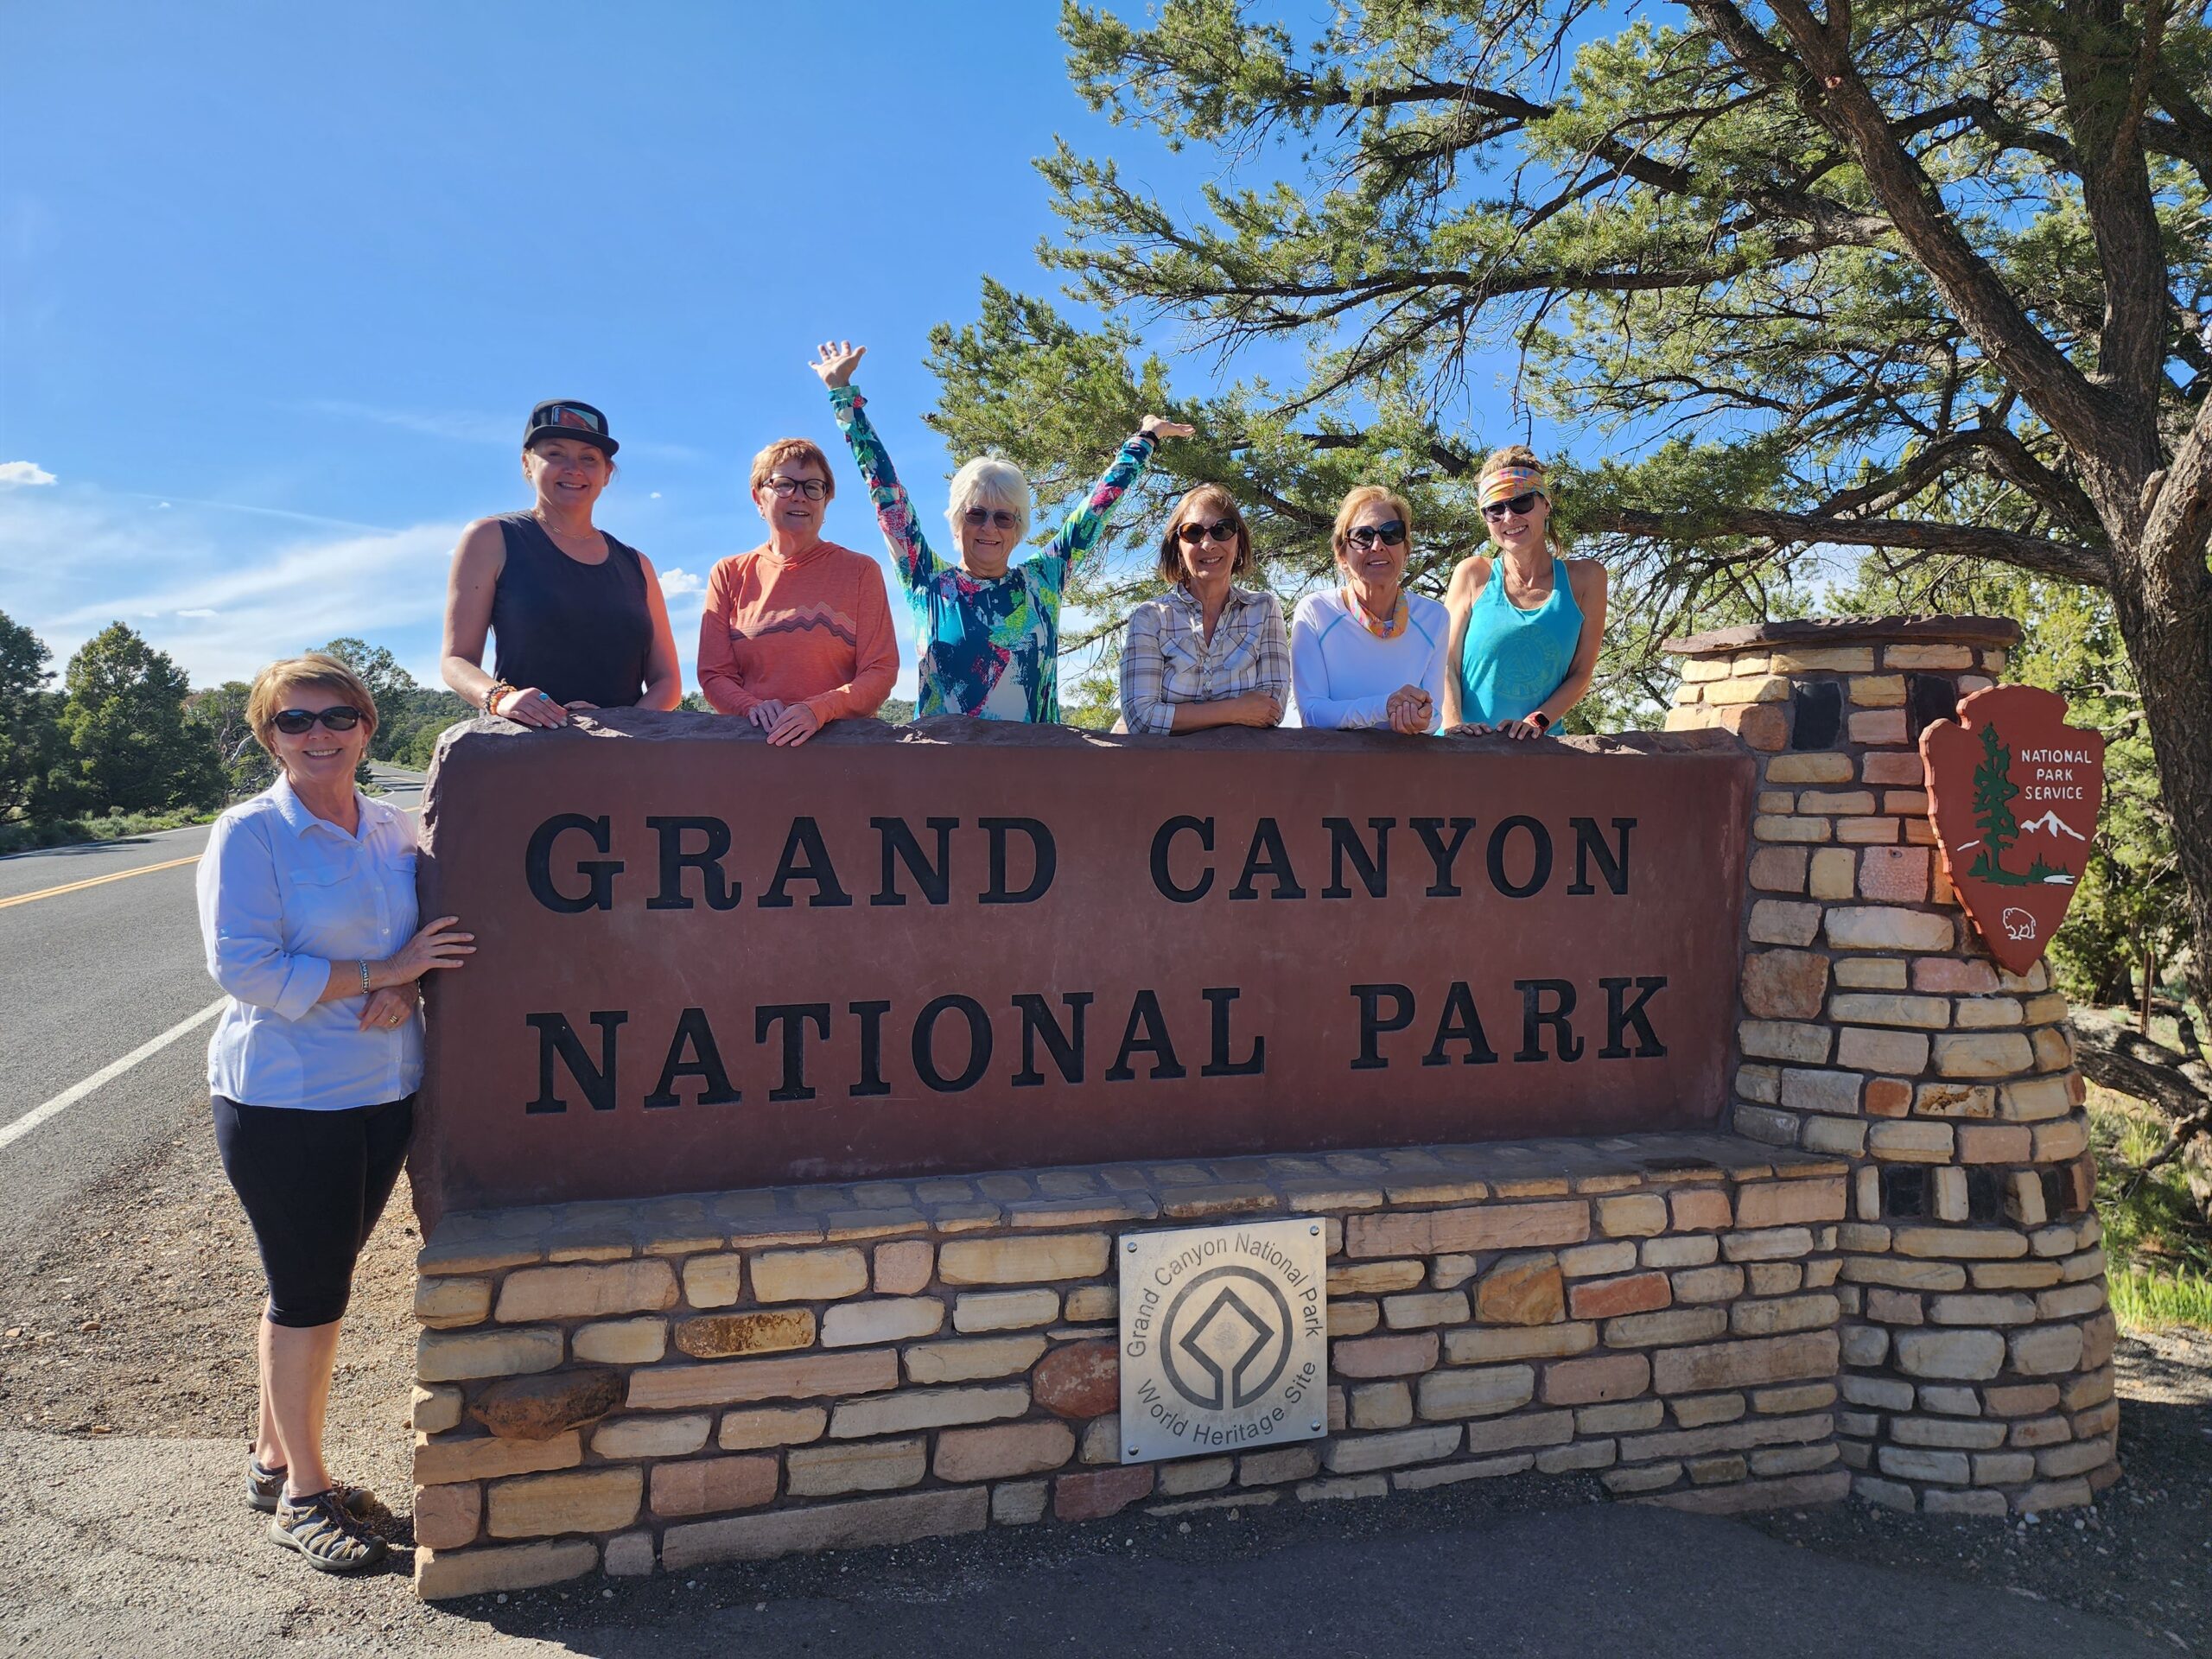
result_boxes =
[524,398,619,457]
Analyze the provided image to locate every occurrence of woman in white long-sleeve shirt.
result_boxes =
[1289,485,1450,732]
[197,653,473,1573]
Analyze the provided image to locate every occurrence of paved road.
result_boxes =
[0,766,424,1236]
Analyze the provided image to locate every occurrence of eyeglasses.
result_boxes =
[766,476,827,501]
[272,707,365,735]
[963,507,1020,530]
[1482,491,1543,521]
[1176,518,1240,545]
[1346,520,1408,550]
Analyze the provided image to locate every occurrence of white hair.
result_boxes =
[946,455,1032,546]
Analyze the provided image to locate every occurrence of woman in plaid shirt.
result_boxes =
[1118,486,1290,733]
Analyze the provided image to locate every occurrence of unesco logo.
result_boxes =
[1160,1265,1294,1411]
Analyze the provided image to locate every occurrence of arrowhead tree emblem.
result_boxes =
[1919,685,2104,976]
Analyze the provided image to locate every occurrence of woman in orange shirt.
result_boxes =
[696,436,900,744]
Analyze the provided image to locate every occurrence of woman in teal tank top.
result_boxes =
[1443,446,1609,740]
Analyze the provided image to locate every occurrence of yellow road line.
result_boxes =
[0,853,202,909]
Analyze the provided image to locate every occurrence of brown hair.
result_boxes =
[1330,484,1414,561]
[750,438,836,501]
[1157,485,1254,582]
[1479,444,1565,555]
[246,653,378,752]
[524,436,617,483]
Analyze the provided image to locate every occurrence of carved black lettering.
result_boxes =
[759,817,853,908]
[1487,816,1554,899]
[1321,817,1393,899]
[524,1011,626,1112]
[1567,817,1635,896]
[980,817,1056,905]
[849,1000,891,1097]
[1410,817,1477,896]
[525,814,620,914]
[1105,990,1187,1080]
[1229,818,1306,900]
[1200,987,1266,1077]
[755,1003,832,1101]
[1350,984,1414,1070]
[643,1007,741,1109]
[1599,976,1669,1058]
[1421,982,1499,1066]
[872,817,957,906]
[645,816,741,911]
[913,994,992,1092]
[1010,991,1092,1087]
[1515,979,1585,1061]
[1149,815,1215,903]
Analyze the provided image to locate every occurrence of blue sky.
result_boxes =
[1,3,1527,699]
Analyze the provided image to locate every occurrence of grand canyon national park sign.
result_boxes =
[410,713,1756,1220]
[1920,685,2104,977]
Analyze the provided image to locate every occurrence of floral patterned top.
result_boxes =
[830,385,1155,721]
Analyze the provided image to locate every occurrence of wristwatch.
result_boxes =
[1529,710,1553,733]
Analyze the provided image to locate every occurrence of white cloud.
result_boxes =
[658,567,704,599]
[0,461,56,487]
[651,491,663,499]
[176,607,219,619]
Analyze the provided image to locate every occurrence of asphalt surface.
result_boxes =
[0,768,423,1237]
[0,764,2193,1657]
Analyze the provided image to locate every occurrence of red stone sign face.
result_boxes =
[1920,685,2104,976]
[410,715,1755,1217]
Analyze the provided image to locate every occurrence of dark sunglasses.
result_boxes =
[1482,491,1544,521]
[1347,520,1408,550]
[272,707,365,735]
[1176,518,1240,545]
[963,507,1020,530]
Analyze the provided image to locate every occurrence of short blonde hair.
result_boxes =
[947,455,1031,544]
[1158,485,1253,582]
[1330,485,1414,559]
[247,654,378,752]
[750,438,836,500]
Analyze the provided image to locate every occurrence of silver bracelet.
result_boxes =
[359,960,372,997]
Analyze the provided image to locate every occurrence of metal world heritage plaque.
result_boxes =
[1119,1219,1328,1464]
[411,713,1754,1217]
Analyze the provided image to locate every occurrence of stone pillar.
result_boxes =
[1662,617,2117,1515]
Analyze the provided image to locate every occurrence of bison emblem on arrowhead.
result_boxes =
[1921,685,2103,976]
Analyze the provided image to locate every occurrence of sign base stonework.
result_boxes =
[1119,1219,1328,1465]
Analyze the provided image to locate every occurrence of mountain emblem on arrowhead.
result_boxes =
[1920,684,2104,976]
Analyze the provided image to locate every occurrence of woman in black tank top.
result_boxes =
[440,398,682,727]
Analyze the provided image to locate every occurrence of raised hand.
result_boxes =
[1138,415,1197,442]
[811,340,867,389]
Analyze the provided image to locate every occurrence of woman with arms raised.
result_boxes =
[1444,447,1607,740]
[812,340,1192,721]
[440,399,683,727]
[1119,485,1288,733]
[1288,486,1450,733]
[197,655,474,1572]
[696,435,899,745]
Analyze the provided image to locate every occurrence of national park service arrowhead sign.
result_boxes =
[1920,685,2103,976]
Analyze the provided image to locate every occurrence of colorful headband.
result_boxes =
[1479,465,1546,508]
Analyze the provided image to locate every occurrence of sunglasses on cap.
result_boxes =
[1347,520,1408,549]
[1175,518,1240,544]
[1482,491,1544,521]
[272,707,365,735]
[963,507,1020,530]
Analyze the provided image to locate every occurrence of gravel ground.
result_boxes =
[0,1122,2204,1657]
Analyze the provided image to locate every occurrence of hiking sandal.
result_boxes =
[269,1489,390,1574]
[245,1458,377,1516]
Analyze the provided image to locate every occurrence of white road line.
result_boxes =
[0,998,226,1153]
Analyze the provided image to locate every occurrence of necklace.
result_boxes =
[533,510,603,552]
[1345,584,1408,639]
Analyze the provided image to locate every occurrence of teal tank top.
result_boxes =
[1456,556,1582,725]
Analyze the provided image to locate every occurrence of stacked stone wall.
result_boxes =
[1662,617,2117,1514]
[410,1133,1850,1598]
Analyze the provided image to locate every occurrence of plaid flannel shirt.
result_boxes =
[1119,583,1292,734]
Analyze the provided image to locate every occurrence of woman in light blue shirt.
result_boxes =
[197,653,473,1573]
[1443,446,1608,740]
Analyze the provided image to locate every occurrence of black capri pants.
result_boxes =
[212,1095,415,1328]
